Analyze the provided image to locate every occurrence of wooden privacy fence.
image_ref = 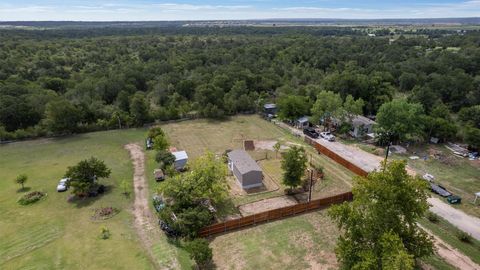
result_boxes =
[304,137,369,177]
[199,192,353,237]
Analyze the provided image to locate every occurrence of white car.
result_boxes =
[57,178,70,192]
[320,132,335,142]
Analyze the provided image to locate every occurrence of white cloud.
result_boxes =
[0,1,479,21]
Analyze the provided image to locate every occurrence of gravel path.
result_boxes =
[428,197,480,241]
[125,143,177,269]
[419,225,480,270]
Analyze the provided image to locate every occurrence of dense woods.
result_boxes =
[0,26,479,147]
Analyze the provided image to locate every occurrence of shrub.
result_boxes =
[457,231,473,243]
[184,238,213,269]
[427,212,439,223]
[18,191,46,205]
[155,150,176,168]
[100,226,111,240]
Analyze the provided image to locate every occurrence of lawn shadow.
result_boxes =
[68,184,114,208]
[17,187,31,193]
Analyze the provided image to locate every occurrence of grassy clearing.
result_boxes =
[150,115,354,208]
[0,129,190,269]
[401,146,480,218]
[419,215,480,265]
[210,211,339,270]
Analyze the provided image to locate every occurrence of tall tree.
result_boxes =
[329,160,433,270]
[65,157,111,197]
[376,99,426,142]
[277,95,310,121]
[159,152,228,206]
[281,146,307,190]
[44,99,81,134]
[311,90,343,126]
[129,92,149,126]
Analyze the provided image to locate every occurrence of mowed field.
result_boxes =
[0,129,190,270]
[150,115,355,205]
[210,211,339,270]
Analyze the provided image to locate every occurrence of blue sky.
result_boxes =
[0,0,479,21]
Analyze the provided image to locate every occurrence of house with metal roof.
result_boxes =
[349,115,376,138]
[227,150,263,189]
[171,150,188,171]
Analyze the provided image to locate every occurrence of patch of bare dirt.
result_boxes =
[238,195,298,216]
[420,225,480,270]
[125,143,177,269]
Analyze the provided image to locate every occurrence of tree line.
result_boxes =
[0,27,479,147]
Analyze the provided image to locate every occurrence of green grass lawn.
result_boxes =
[419,215,480,265]
[401,146,480,218]
[0,129,190,269]
[210,211,339,270]
[151,115,354,209]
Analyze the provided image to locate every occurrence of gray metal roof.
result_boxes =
[227,150,262,175]
[352,115,376,126]
[264,103,276,109]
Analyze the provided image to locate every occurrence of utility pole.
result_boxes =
[308,169,314,202]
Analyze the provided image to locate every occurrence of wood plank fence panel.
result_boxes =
[199,191,353,237]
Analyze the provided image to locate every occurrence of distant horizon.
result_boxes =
[1,17,480,23]
[1,1,480,21]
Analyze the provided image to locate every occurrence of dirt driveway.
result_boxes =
[125,144,176,269]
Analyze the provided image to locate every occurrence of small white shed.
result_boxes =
[172,151,188,171]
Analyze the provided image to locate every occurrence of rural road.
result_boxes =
[419,225,480,270]
[125,143,173,269]
[278,122,480,239]
[429,197,480,241]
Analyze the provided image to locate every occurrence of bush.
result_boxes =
[457,231,473,243]
[427,212,439,223]
[99,226,111,240]
[184,238,213,269]
[18,191,46,205]
[155,150,176,168]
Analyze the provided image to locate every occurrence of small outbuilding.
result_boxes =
[227,150,263,189]
[349,115,376,138]
[295,116,310,129]
[263,103,277,116]
[172,150,188,171]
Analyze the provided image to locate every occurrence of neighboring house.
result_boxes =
[349,115,376,138]
[172,150,188,171]
[263,103,277,116]
[227,150,263,189]
[295,116,310,129]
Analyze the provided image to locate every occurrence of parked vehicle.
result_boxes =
[303,127,319,139]
[320,132,335,141]
[154,169,165,182]
[146,137,153,150]
[56,178,70,192]
[422,173,435,182]
[159,220,179,237]
[447,195,462,204]
[430,183,452,197]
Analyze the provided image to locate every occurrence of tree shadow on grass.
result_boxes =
[68,184,114,208]
[16,187,31,193]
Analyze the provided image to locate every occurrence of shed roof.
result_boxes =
[296,116,309,123]
[264,103,276,109]
[352,115,376,126]
[227,150,262,175]
[172,150,188,161]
